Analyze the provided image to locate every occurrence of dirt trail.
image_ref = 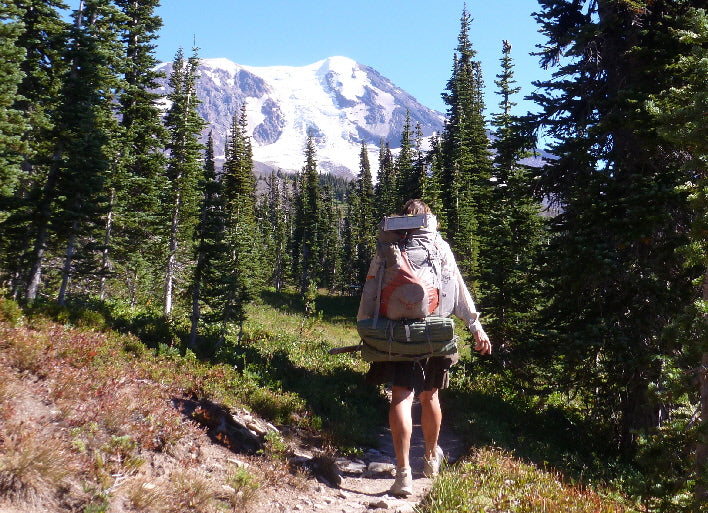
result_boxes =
[261,398,466,513]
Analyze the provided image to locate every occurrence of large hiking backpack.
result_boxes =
[355,217,458,361]
[373,226,441,321]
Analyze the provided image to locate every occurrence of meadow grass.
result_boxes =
[419,447,640,513]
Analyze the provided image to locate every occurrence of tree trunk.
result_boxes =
[164,192,180,318]
[696,271,708,506]
[26,153,62,301]
[57,220,78,306]
[99,188,115,300]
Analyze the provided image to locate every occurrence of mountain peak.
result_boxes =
[155,57,445,178]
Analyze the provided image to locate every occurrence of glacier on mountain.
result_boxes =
[154,56,446,178]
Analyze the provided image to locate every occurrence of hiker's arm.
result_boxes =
[449,258,491,354]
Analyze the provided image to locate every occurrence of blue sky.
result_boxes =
[153,0,551,117]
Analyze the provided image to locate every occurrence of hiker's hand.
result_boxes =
[473,329,491,355]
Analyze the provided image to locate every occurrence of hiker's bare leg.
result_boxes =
[419,388,442,459]
[389,385,414,469]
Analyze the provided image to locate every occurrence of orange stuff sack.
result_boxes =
[368,224,440,321]
[378,246,438,319]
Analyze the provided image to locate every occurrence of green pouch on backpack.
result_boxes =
[356,316,458,361]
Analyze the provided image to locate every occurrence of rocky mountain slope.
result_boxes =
[154,56,446,178]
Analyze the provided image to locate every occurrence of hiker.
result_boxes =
[357,198,491,497]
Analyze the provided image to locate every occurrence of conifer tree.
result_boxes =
[318,185,341,290]
[163,47,205,317]
[340,197,357,291]
[189,133,225,349]
[423,132,446,234]
[440,6,492,289]
[530,0,702,457]
[293,131,323,299]
[9,1,71,301]
[483,40,545,374]
[0,0,30,296]
[103,0,167,303]
[374,140,397,218]
[258,170,291,291]
[643,5,708,503]
[353,141,377,284]
[55,0,127,305]
[395,111,418,203]
[0,1,27,199]
[219,104,259,343]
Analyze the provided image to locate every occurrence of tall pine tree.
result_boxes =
[482,40,545,377]
[0,0,27,199]
[55,0,126,304]
[103,0,167,303]
[219,104,259,344]
[352,141,376,284]
[11,1,71,301]
[293,131,323,303]
[530,0,702,457]
[440,6,492,292]
[189,132,225,350]
[374,140,396,219]
[163,47,205,317]
[643,5,708,504]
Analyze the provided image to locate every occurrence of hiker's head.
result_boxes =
[401,199,431,216]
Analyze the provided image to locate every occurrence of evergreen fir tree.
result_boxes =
[103,0,167,303]
[0,0,28,199]
[294,131,323,299]
[422,132,446,234]
[340,185,358,291]
[440,6,493,290]
[394,111,418,203]
[7,1,70,300]
[318,185,341,291]
[353,141,377,284]
[482,40,545,377]
[374,140,397,218]
[55,0,127,305]
[530,0,702,458]
[219,104,259,343]
[189,132,225,350]
[643,5,708,504]
[257,170,291,291]
[163,47,205,317]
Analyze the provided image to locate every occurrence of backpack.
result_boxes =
[372,226,441,321]
[355,215,458,362]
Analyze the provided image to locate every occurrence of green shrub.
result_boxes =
[75,310,107,331]
[0,297,24,326]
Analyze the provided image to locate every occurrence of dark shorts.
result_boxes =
[365,354,459,395]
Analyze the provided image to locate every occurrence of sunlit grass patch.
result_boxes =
[420,447,639,513]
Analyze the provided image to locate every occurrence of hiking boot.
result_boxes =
[389,466,413,497]
[423,446,444,477]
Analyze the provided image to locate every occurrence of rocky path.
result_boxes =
[263,398,466,513]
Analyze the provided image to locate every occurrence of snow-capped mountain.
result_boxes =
[154,56,446,178]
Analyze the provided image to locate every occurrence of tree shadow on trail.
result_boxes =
[228,341,389,449]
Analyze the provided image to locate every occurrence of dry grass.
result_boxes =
[0,427,72,507]
[0,314,283,512]
[122,468,247,513]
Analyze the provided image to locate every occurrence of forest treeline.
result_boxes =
[0,1,706,509]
